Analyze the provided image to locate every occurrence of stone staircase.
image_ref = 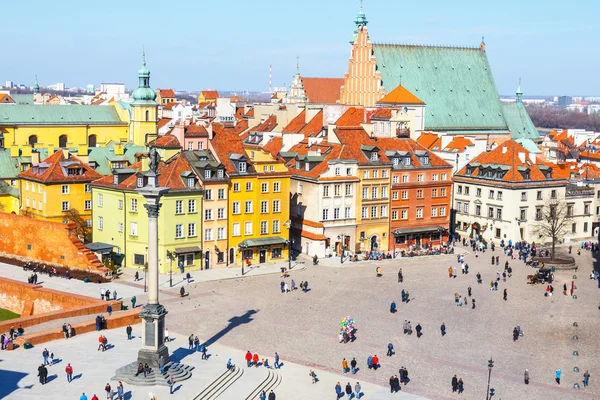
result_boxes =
[193,366,244,400]
[112,361,194,387]
[244,368,282,400]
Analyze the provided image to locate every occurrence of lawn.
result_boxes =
[0,308,20,322]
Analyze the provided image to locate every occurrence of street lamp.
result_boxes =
[283,220,292,269]
[166,250,176,288]
[486,357,494,400]
[144,246,148,293]
[239,245,245,276]
[338,234,345,264]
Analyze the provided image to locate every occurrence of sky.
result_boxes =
[3,0,599,96]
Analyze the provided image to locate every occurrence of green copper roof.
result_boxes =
[0,180,18,197]
[503,102,540,140]
[0,149,19,179]
[373,44,507,131]
[0,104,127,125]
[88,141,146,175]
[10,94,33,104]
[515,138,542,153]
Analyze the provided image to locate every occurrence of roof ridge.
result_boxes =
[373,42,480,50]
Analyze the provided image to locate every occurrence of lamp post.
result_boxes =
[144,246,148,293]
[239,245,245,276]
[339,234,345,264]
[166,250,175,288]
[486,357,494,400]
[283,220,292,269]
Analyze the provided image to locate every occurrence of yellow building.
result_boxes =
[129,54,159,146]
[0,181,19,214]
[198,90,219,105]
[211,126,291,266]
[91,153,204,273]
[18,150,102,226]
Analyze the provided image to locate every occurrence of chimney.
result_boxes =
[518,152,526,163]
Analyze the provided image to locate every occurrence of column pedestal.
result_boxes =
[137,303,169,369]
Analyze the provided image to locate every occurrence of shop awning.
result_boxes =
[175,246,202,254]
[392,226,446,236]
[85,242,115,254]
[238,236,287,248]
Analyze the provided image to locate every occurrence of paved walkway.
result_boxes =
[0,326,424,399]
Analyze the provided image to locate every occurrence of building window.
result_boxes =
[417,174,424,182]
[130,222,138,236]
[457,202,462,213]
[381,205,387,217]
[189,223,197,237]
[323,185,330,197]
[371,206,378,218]
[98,216,104,230]
[205,228,212,241]
[217,168,223,178]
[85,200,92,210]
[175,200,183,214]
[432,174,438,181]
[218,227,225,240]
[440,207,446,216]
[133,254,145,265]
[489,190,495,199]
[205,209,213,220]
[189,199,196,213]
[335,167,341,176]
[392,210,398,220]
[476,188,481,197]
[496,208,502,220]
[232,202,240,214]
[498,191,503,200]
[440,188,447,197]
[204,170,211,179]
[232,223,240,236]
[416,208,423,218]
[372,170,378,178]
[371,187,378,199]
[457,185,463,195]
[117,222,123,232]
[362,207,368,219]
[571,223,576,234]
[323,209,329,220]
[345,184,352,195]
[261,182,268,193]
[346,168,352,176]
[370,152,378,161]
[117,199,122,210]
[273,182,280,192]
[551,190,556,199]
[381,186,388,198]
[62,201,70,211]
[567,205,573,217]
[536,207,542,220]
[260,221,268,234]
[137,177,144,188]
[382,169,388,178]
[217,188,225,199]
[84,184,91,193]
[488,207,494,218]
[401,209,408,219]
[271,247,282,259]
[521,192,527,201]
[584,204,590,215]
[273,200,280,213]
[245,200,253,213]
[175,224,183,238]
[401,191,408,200]
[246,182,252,192]
[333,184,340,196]
[217,208,225,219]
[261,201,268,213]
[233,183,240,192]
[130,198,138,212]
[417,189,423,199]
[402,175,408,183]
[345,207,351,219]
[464,203,469,214]
[432,207,438,217]
[334,208,340,219]
[239,162,247,173]
[392,191,398,200]
[244,222,252,235]
[61,184,70,194]
[432,188,437,197]
[537,191,543,200]
[272,220,280,233]
[520,209,526,221]
[495,228,501,239]
[393,176,399,184]
[476,205,481,216]
[584,222,588,232]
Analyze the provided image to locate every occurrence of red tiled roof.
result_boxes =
[163,102,180,110]
[416,132,441,150]
[300,111,324,138]
[456,140,568,183]
[375,137,451,168]
[334,127,390,165]
[19,150,102,183]
[300,77,344,104]
[370,108,394,120]
[291,228,327,241]
[201,90,219,99]
[287,141,345,179]
[335,107,364,127]
[282,111,306,134]
[250,115,277,132]
[185,124,209,138]
[377,85,424,105]
[93,153,200,191]
[263,136,283,157]
[158,118,172,129]
[0,94,15,103]
[157,89,176,98]
[244,108,254,118]
[212,122,253,174]
[443,137,474,153]
[148,134,181,148]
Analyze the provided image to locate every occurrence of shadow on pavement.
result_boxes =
[204,310,258,347]
[0,367,28,399]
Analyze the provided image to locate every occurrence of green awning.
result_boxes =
[238,236,287,248]
[85,242,115,254]
[392,226,446,236]
[175,246,202,254]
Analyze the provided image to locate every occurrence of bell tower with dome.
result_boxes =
[129,50,158,146]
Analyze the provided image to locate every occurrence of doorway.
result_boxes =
[259,249,266,263]
[415,235,422,248]
[229,248,234,265]
[370,235,378,251]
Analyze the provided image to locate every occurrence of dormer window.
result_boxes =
[239,162,247,173]
[204,170,211,179]
[370,152,378,162]
[335,167,341,176]
[466,167,474,176]
[545,171,552,179]
[393,158,399,166]
[217,169,224,178]
[305,162,310,172]
[402,157,411,166]
[420,156,430,165]
[137,177,144,188]
[187,177,195,188]
[113,175,119,185]
[296,161,302,170]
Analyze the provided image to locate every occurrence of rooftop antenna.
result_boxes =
[269,64,273,93]
[296,54,300,73]
[142,45,146,66]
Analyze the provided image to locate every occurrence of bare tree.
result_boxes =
[64,208,92,243]
[532,196,572,259]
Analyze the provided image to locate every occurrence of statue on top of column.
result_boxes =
[148,146,161,174]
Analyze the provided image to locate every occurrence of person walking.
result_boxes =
[135,271,139,281]
[105,382,113,400]
[583,370,590,387]
[354,382,362,399]
[335,382,342,399]
[38,364,48,385]
[342,358,349,374]
[387,343,394,356]
[371,355,379,370]
[259,390,267,400]
[345,382,353,399]
[131,296,137,309]
[164,328,170,343]
[367,355,373,370]
[503,288,508,301]
[245,351,252,367]
[194,336,200,352]
[117,381,124,400]
[274,352,280,369]
[188,334,194,350]
[451,375,458,392]
[113,291,118,301]
[472,298,476,309]
[253,353,259,367]
[389,376,395,393]
[80,393,88,400]
[415,323,422,338]
[268,390,276,400]
[309,369,317,384]
[403,320,408,334]
[524,369,529,384]
[398,269,403,283]
[457,378,464,393]
[42,348,49,365]
[126,325,132,340]
[350,358,357,374]
[555,369,562,385]
[467,286,472,297]
[440,323,446,336]
[168,374,175,394]
[65,363,73,383]
[200,343,208,360]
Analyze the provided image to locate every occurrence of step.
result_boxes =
[244,368,282,400]
[194,366,244,400]
[112,361,195,387]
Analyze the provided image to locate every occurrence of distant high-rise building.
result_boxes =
[4,81,13,88]
[86,84,95,93]
[558,96,572,107]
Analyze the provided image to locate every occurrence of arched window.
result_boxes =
[58,135,68,148]
[28,135,38,147]
[145,110,150,121]
[88,134,97,148]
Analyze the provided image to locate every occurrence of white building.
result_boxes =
[100,83,127,101]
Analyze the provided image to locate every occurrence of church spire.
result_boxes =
[33,75,40,94]
[480,36,486,51]
[516,78,523,107]
[351,1,368,43]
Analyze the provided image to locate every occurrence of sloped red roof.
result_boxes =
[148,134,181,148]
[375,137,451,168]
[334,127,390,165]
[377,85,424,105]
[157,89,176,98]
[0,94,15,103]
[201,90,219,99]
[370,108,394,120]
[287,141,345,179]
[335,107,364,127]
[300,77,344,104]
[416,132,441,150]
[443,137,474,153]
[263,136,283,157]
[163,102,180,110]
[300,111,324,137]
[250,115,277,132]
[185,124,209,138]
[19,150,102,183]
[244,108,254,118]
[282,110,306,134]
[158,118,172,129]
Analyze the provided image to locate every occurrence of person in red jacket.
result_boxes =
[65,363,73,383]
[371,355,380,370]
[245,350,252,367]
[253,353,259,368]
[91,395,99,400]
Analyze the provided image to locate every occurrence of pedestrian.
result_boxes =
[186,272,191,284]
[415,323,422,338]
[467,286,472,297]
[62,323,69,339]
[179,286,186,298]
[274,352,280,369]
[168,373,175,394]
[503,288,507,301]
[291,279,296,291]
[389,376,395,393]
[126,325,132,340]
[135,271,139,281]
[131,296,137,309]
[367,355,373,369]
[268,390,276,400]
[245,350,252,367]
[524,369,529,384]
[159,356,166,374]
[38,363,48,384]
[280,281,285,293]
[194,336,200,352]
[440,323,446,336]
[345,382,353,399]
[105,289,111,301]
[355,382,361,399]
[164,328,170,343]
[350,357,357,374]
[309,369,317,384]
[66,363,73,383]
[448,266,453,278]
[393,375,401,391]
[371,355,379,370]
[188,334,194,350]
[113,290,117,301]
[452,266,456,278]
[583,370,590,387]
[472,298,476,309]
[403,320,408,334]
[407,321,412,335]
[80,393,88,400]
[42,348,49,365]
[260,390,267,400]
[463,296,468,306]
[335,382,343,399]
[457,378,464,393]
[200,343,207,360]
[476,272,482,284]
[513,326,519,341]
[117,382,124,400]
[451,375,458,392]
[555,369,561,385]
[398,269,403,283]
[253,353,259,367]
[387,342,394,356]
[563,283,567,296]
[342,358,349,374]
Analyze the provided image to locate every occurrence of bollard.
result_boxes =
[573,351,579,356]
[574,383,580,389]
[574,367,579,372]
[573,335,578,341]
[573,322,578,327]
